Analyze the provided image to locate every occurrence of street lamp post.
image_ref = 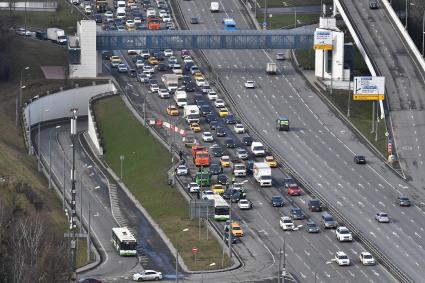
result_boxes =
[49,125,61,189]
[119,154,125,180]
[17,66,30,126]
[176,228,189,283]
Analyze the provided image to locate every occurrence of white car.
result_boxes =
[164,49,173,57]
[134,17,142,24]
[133,270,163,281]
[207,90,218,100]
[176,164,188,176]
[117,64,128,73]
[275,52,285,60]
[143,65,155,74]
[335,226,353,242]
[214,99,225,108]
[141,50,151,59]
[238,199,253,210]
[202,132,214,142]
[234,124,245,134]
[159,9,168,18]
[135,60,145,69]
[334,251,350,266]
[158,88,170,98]
[84,5,92,14]
[183,56,193,64]
[195,78,206,87]
[150,84,159,92]
[201,190,214,199]
[279,216,295,231]
[162,15,171,22]
[126,19,135,28]
[244,80,255,88]
[187,182,200,193]
[375,212,390,223]
[105,10,113,17]
[359,252,375,266]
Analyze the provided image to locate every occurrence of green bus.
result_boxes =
[276,115,290,131]
[195,169,211,187]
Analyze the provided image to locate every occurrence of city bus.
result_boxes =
[205,194,230,221]
[112,227,137,256]
[223,18,236,30]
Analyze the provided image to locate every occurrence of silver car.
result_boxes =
[133,270,162,281]
[375,212,390,223]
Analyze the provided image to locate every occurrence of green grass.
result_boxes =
[257,12,320,29]
[0,0,83,33]
[94,96,232,270]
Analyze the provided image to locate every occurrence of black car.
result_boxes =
[182,75,192,85]
[196,99,207,108]
[224,114,236,124]
[242,136,253,146]
[210,146,224,157]
[271,196,284,207]
[308,199,322,212]
[209,162,222,175]
[216,126,227,137]
[185,82,197,92]
[190,17,199,24]
[94,13,103,23]
[157,63,169,71]
[291,208,305,220]
[217,174,229,185]
[128,68,137,78]
[246,160,255,175]
[102,51,113,60]
[206,113,218,124]
[283,177,294,188]
[201,105,212,116]
[224,232,237,244]
[210,120,218,130]
[149,79,159,86]
[397,196,411,206]
[35,30,48,40]
[354,155,366,164]
[225,138,236,148]
[194,93,204,103]
[185,61,195,71]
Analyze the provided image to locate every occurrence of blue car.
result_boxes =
[225,114,236,124]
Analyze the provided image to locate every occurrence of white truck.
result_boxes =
[210,2,219,12]
[174,90,188,108]
[233,163,246,177]
[183,105,200,123]
[161,74,179,92]
[251,141,265,156]
[253,162,272,187]
[47,28,67,44]
[266,63,277,75]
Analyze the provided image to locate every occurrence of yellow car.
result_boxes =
[218,108,229,118]
[264,156,278,168]
[127,26,136,31]
[225,221,244,237]
[166,105,179,116]
[148,57,159,65]
[193,71,204,80]
[190,122,201,132]
[212,184,225,195]
[220,155,231,167]
[110,55,120,62]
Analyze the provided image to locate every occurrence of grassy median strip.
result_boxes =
[94,96,232,270]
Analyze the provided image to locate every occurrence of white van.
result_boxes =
[117,0,126,8]
[146,8,156,18]
[116,7,126,19]
[251,142,265,156]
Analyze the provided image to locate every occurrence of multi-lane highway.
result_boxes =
[174,0,425,281]
[340,0,425,193]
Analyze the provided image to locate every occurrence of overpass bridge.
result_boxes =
[68,20,314,78]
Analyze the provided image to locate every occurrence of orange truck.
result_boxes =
[192,146,210,167]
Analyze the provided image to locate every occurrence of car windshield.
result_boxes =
[262,176,272,180]
[232,226,241,230]
[283,219,293,224]
[400,197,409,201]
[239,200,248,204]
[339,255,348,260]
[363,254,373,259]
[339,229,349,234]
[272,196,282,201]
[307,223,316,227]
[380,213,388,217]
[324,216,334,221]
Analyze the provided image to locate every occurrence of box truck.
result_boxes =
[253,162,272,187]
[210,2,219,12]
[266,63,277,75]
[184,105,200,123]
[47,28,67,44]
[174,90,188,107]
[161,74,179,92]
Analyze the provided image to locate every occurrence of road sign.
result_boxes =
[192,247,199,253]
[314,30,333,50]
[385,132,389,137]
[353,76,385,100]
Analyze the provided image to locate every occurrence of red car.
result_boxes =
[287,184,302,196]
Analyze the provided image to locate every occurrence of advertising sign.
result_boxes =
[353,76,385,101]
[314,30,333,50]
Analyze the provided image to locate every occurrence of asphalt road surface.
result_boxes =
[174,0,425,281]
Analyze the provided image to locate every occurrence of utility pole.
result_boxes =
[278,247,282,283]
[347,80,351,118]
[70,108,78,282]
[228,195,232,258]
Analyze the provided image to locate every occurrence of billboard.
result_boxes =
[353,76,385,101]
[314,30,333,50]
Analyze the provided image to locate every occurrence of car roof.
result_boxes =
[336,251,347,256]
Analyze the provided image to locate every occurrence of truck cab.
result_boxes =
[276,115,290,131]
[368,0,378,9]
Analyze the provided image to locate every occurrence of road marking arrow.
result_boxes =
[392,232,399,238]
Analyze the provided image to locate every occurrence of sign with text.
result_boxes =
[314,30,333,50]
[353,76,385,101]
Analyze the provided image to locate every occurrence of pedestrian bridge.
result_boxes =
[96,29,314,50]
